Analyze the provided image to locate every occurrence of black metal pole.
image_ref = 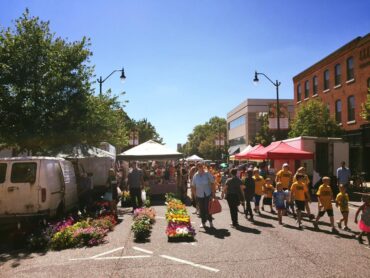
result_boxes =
[99,76,103,96]
[276,81,280,140]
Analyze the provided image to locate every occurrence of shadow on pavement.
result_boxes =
[202,227,231,239]
[258,213,278,221]
[251,219,275,228]
[235,225,261,234]
[283,223,303,231]
[304,226,357,239]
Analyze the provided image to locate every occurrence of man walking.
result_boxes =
[127,161,144,211]
[337,161,351,190]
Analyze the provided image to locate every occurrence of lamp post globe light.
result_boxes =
[253,71,281,140]
[97,67,126,96]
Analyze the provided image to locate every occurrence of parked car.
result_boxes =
[0,157,78,227]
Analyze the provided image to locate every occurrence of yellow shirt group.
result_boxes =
[276,170,292,189]
[263,183,274,198]
[293,174,310,190]
[290,181,308,201]
[317,184,333,210]
[336,192,349,212]
[253,175,265,196]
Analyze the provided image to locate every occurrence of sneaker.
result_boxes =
[313,222,319,230]
[336,220,342,229]
[309,214,315,220]
[343,226,351,232]
[357,236,364,244]
[200,222,205,228]
[331,227,338,234]
[209,222,214,229]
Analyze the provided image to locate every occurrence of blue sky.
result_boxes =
[1,0,369,150]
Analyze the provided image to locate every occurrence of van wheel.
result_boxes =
[56,202,65,219]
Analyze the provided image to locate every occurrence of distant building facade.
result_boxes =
[226,98,294,154]
[293,33,370,176]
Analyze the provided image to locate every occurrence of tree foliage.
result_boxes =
[250,113,273,146]
[289,100,343,138]
[182,116,228,160]
[132,118,163,144]
[360,88,370,121]
[0,10,131,154]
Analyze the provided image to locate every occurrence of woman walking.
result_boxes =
[222,168,244,228]
[191,162,215,229]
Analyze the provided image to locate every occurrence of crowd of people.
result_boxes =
[190,161,370,248]
[77,159,370,248]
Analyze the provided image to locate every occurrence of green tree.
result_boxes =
[289,100,343,138]
[183,116,228,160]
[360,88,370,121]
[134,118,163,144]
[251,113,273,146]
[0,10,129,154]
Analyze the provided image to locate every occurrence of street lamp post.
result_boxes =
[253,71,281,140]
[97,67,126,96]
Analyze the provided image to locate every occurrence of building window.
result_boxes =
[347,57,354,81]
[304,80,309,98]
[334,64,341,86]
[324,70,330,90]
[347,95,355,121]
[229,115,245,130]
[297,84,301,101]
[313,76,318,95]
[335,100,342,123]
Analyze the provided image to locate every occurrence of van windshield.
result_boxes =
[0,163,6,183]
[11,162,37,183]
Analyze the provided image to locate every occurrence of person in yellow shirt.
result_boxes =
[313,177,338,233]
[253,168,265,214]
[291,174,309,229]
[293,167,313,219]
[262,178,275,214]
[336,184,350,231]
[275,163,293,215]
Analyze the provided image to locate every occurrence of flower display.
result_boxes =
[131,206,156,241]
[165,195,195,239]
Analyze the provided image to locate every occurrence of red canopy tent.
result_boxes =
[245,141,314,160]
[234,144,264,160]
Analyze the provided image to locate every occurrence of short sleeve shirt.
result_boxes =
[317,184,333,209]
[336,192,349,212]
[192,172,214,198]
[253,175,265,196]
[263,184,274,198]
[276,170,292,189]
[127,168,143,189]
[225,176,243,197]
[291,181,308,201]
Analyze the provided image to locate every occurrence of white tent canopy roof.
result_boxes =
[117,140,182,161]
[185,154,204,161]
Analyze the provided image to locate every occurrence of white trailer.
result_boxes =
[283,136,349,177]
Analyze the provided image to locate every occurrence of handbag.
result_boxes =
[208,198,222,214]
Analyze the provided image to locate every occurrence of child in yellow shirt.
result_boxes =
[262,178,275,213]
[313,177,338,233]
[291,174,309,229]
[336,184,350,231]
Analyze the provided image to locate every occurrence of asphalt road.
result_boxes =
[1,196,369,278]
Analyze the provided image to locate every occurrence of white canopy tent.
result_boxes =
[117,140,182,161]
[185,154,204,162]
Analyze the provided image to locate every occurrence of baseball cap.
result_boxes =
[282,163,289,167]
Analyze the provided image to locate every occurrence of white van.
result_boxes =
[0,157,78,225]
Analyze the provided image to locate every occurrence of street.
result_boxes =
[1,195,369,278]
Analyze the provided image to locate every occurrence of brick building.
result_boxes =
[293,33,370,177]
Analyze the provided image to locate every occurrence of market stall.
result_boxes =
[117,140,183,196]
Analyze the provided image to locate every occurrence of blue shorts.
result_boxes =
[276,204,286,210]
[254,195,262,205]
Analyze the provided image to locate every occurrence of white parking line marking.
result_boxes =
[90,246,125,258]
[160,255,219,273]
[133,246,154,254]
[95,255,151,260]
[70,255,150,261]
